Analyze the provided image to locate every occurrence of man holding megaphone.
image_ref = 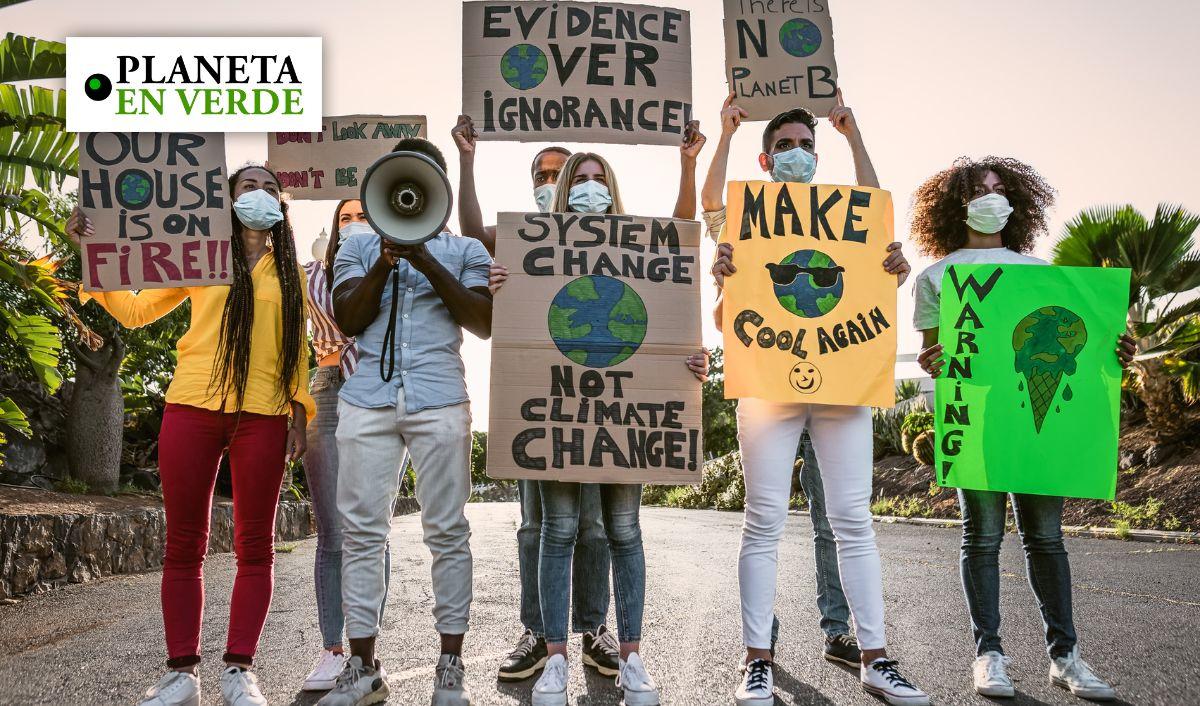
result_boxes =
[319,137,493,706]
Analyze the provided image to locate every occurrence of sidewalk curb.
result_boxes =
[788,510,1200,544]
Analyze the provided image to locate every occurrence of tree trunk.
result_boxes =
[1135,357,1189,442]
[66,335,125,493]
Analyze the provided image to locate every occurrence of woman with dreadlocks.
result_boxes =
[67,164,314,706]
[911,156,1134,702]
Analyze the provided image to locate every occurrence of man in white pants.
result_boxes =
[321,138,494,706]
[703,91,930,706]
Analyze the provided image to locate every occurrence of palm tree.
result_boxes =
[0,31,115,485]
[1052,203,1200,441]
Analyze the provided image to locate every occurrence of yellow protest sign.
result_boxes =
[720,181,896,407]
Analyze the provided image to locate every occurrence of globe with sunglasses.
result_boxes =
[766,248,845,318]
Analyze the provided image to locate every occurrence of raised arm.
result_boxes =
[452,115,497,254]
[67,207,189,327]
[672,120,706,220]
[828,88,879,189]
[701,92,747,213]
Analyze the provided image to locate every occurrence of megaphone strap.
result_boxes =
[380,265,401,383]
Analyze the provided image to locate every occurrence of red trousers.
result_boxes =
[157,403,288,666]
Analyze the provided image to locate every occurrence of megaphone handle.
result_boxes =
[379,264,401,383]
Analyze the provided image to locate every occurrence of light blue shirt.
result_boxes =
[332,230,491,413]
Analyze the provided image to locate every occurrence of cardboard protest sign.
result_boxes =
[266,115,428,199]
[488,212,703,483]
[935,264,1130,500]
[78,132,231,291]
[723,0,838,120]
[462,1,693,145]
[720,181,896,407]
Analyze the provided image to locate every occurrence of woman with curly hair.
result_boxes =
[911,157,1134,701]
[68,164,314,706]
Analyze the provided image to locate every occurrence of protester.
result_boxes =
[316,138,492,706]
[911,157,1136,701]
[299,199,400,692]
[488,150,710,706]
[68,164,314,706]
[452,115,619,682]
[704,91,929,706]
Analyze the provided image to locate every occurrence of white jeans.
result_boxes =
[736,399,885,650]
[335,387,474,638]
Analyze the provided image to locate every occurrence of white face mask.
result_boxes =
[965,193,1014,234]
[769,146,818,184]
[311,228,329,261]
[533,184,556,212]
[567,180,612,214]
[339,221,375,239]
[232,188,283,230]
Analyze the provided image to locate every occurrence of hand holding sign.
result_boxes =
[680,120,706,162]
[452,114,479,157]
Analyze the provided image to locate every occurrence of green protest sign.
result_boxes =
[935,264,1130,500]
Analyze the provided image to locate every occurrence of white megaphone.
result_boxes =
[359,150,452,246]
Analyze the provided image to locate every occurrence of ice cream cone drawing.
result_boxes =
[1012,306,1088,432]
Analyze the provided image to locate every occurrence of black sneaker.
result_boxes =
[497,629,547,681]
[824,633,861,667]
[581,625,619,676]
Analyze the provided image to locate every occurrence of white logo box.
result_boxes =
[67,36,322,132]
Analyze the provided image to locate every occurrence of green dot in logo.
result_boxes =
[88,78,101,90]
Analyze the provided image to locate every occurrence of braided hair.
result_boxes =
[209,164,305,412]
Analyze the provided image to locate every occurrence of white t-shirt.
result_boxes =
[912,248,1046,330]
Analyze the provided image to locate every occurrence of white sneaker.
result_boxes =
[139,670,200,706]
[617,652,659,706]
[531,653,568,706]
[220,666,267,706]
[861,658,930,706]
[304,650,348,691]
[973,651,1015,697]
[734,658,774,706]
[433,653,472,706]
[1050,646,1116,701]
[316,656,390,706]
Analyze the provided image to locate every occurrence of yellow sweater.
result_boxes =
[82,251,316,421]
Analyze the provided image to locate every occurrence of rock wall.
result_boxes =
[0,500,314,601]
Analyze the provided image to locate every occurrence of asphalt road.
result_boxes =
[2,504,1197,706]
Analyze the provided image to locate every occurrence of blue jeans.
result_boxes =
[539,481,643,644]
[517,480,610,635]
[304,367,392,648]
[959,489,1077,658]
[798,434,852,638]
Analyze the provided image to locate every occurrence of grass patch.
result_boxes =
[1110,497,1182,531]
[870,496,933,519]
[274,543,297,553]
[53,477,91,495]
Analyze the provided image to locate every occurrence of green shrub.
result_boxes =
[911,430,935,466]
[870,495,932,518]
[872,381,930,458]
[900,411,934,453]
[1110,497,1180,531]
[54,477,91,494]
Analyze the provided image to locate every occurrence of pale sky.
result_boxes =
[7,0,1199,429]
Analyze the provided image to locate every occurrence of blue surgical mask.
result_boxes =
[339,221,375,239]
[965,193,1013,234]
[232,189,283,230]
[567,180,612,214]
[534,184,556,212]
[770,147,818,184]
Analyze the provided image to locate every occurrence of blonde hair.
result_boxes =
[550,152,626,215]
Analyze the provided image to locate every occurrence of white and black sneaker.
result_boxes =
[861,658,930,706]
[433,653,471,706]
[497,629,548,681]
[1050,646,1116,701]
[735,658,774,706]
[219,666,267,706]
[824,633,861,667]
[315,656,390,706]
[304,649,348,691]
[139,670,200,706]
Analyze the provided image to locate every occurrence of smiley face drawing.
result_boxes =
[788,361,822,394]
